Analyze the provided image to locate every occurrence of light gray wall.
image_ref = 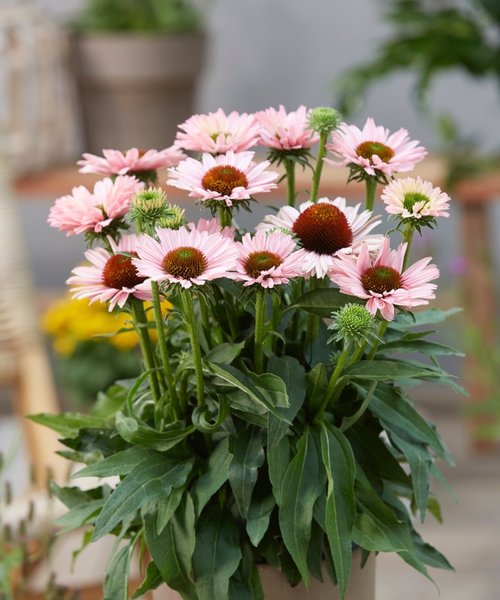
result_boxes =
[35,0,500,151]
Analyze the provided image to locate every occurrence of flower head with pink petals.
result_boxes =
[234,230,305,288]
[133,227,238,289]
[329,237,439,321]
[67,235,151,311]
[256,105,319,152]
[187,218,236,240]
[257,197,382,279]
[77,147,186,183]
[381,176,450,226]
[167,151,278,208]
[175,109,260,154]
[326,118,427,182]
[48,176,143,237]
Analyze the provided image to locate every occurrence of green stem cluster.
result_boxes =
[180,290,205,406]
[364,176,378,212]
[254,290,266,374]
[284,158,296,207]
[314,344,350,422]
[309,131,328,203]
[130,300,161,404]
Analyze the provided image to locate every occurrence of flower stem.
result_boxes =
[364,176,377,212]
[367,320,389,360]
[314,344,350,422]
[402,223,415,271]
[180,290,205,406]
[151,281,179,417]
[218,206,232,229]
[284,158,296,207]
[309,131,328,203]
[130,300,161,403]
[254,289,266,374]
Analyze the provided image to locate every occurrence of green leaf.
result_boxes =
[72,447,153,479]
[244,370,290,409]
[206,363,290,421]
[157,486,185,534]
[381,339,464,357]
[267,435,289,505]
[344,360,440,381]
[93,453,193,541]
[320,426,356,599]
[204,342,245,364]
[370,385,452,462]
[278,429,324,585]
[293,288,353,317]
[193,437,232,517]
[306,362,328,413]
[55,499,103,533]
[132,562,163,598]
[92,384,128,419]
[146,494,197,600]
[192,505,242,600]
[115,413,193,451]
[103,542,135,600]
[229,542,264,600]
[267,356,306,448]
[391,307,462,329]
[28,412,106,438]
[390,432,431,522]
[246,495,276,547]
[229,426,265,518]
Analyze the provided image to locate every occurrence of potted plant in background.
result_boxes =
[72,0,206,153]
[36,106,461,599]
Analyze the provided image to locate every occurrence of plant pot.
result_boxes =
[151,551,375,600]
[73,31,206,153]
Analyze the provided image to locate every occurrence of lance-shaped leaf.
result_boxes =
[192,505,242,600]
[278,429,324,585]
[320,425,356,600]
[229,426,265,518]
[93,453,193,541]
[103,542,135,600]
[115,413,193,451]
[72,447,153,479]
[246,495,276,547]
[193,437,232,517]
[293,288,354,317]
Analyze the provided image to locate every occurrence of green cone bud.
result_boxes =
[328,303,379,348]
[308,107,342,134]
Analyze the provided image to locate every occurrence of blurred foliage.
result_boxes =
[43,296,170,407]
[336,0,500,184]
[337,0,500,115]
[76,0,202,33]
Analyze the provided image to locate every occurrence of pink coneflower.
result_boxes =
[67,235,151,311]
[381,176,450,220]
[257,197,381,278]
[329,238,439,321]
[133,227,238,289]
[256,105,319,151]
[77,147,185,177]
[326,118,427,178]
[234,230,305,288]
[187,218,236,240]
[166,151,279,207]
[48,176,143,236]
[175,109,260,154]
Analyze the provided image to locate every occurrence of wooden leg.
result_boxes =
[460,202,497,452]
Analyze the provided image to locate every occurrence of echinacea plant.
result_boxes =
[36,106,461,600]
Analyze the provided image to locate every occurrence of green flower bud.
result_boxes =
[308,107,342,134]
[328,303,380,348]
[130,187,169,221]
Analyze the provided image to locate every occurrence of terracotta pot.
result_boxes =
[73,32,206,153]
[152,551,375,600]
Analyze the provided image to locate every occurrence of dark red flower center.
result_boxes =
[292,203,353,255]
[244,251,283,278]
[102,253,145,289]
[201,165,248,196]
[162,246,208,280]
[355,141,395,163]
[403,192,429,212]
[361,265,402,294]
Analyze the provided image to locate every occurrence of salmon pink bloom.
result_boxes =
[175,109,260,154]
[257,197,382,278]
[326,118,427,179]
[381,176,450,220]
[48,176,143,236]
[256,105,319,151]
[77,147,185,178]
[329,238,439,321]
[234,230,305,288]
[167,151,278,207]
[67,235,151,311]
[133,227,238,289]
